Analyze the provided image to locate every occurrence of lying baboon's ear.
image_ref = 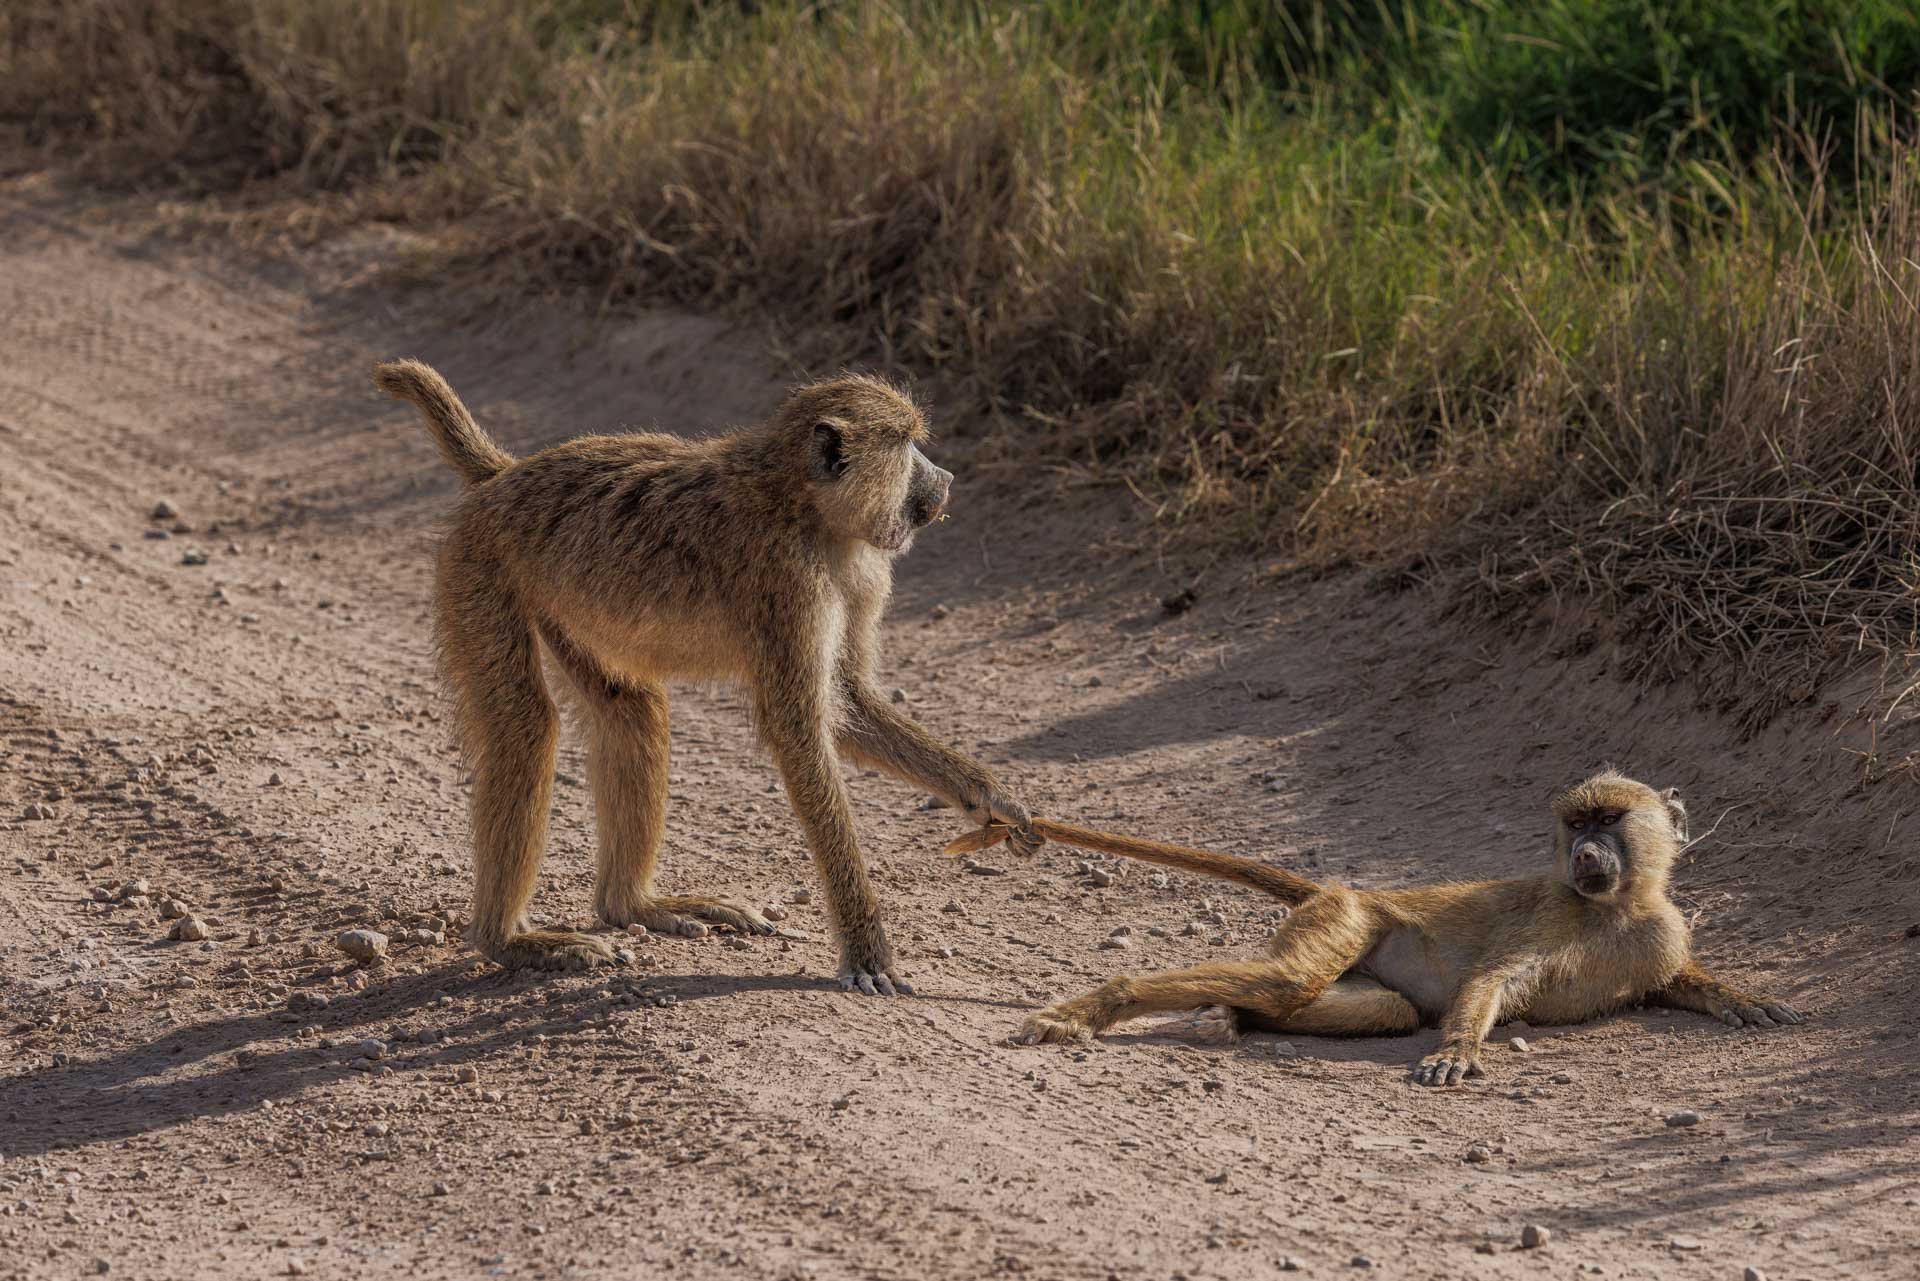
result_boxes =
[1661,787,1688,844]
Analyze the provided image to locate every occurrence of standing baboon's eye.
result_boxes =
[813,424,848,478]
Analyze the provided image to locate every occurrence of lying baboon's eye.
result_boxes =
[1601,812,1620,825]
[1569,819,1586,831]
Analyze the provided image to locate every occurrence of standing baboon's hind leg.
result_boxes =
[443,573,615,972]
[543,628,773,940]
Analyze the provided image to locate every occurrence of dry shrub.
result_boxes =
[4,1,1916,728]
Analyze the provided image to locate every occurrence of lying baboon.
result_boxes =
[374,359,1041,992]
[994,773,1801,1083]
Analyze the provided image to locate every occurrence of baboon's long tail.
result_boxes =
[947,818,1321,905]
[374,359,515,485]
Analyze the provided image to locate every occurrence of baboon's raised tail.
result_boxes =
[374,359,514,485]
[948,818,1320,905]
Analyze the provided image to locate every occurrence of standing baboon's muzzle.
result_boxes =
[1570,833,1623,896]
[907,464,953,528]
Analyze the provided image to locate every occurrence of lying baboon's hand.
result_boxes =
[1413,1042,1485,1087]
[1713,997,1804,1029]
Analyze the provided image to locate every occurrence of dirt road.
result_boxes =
[3,175,1918,1280]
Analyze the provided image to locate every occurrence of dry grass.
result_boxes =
[4,0,1916,729]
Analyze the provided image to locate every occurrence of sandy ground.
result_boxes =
[3,174,1919,1281]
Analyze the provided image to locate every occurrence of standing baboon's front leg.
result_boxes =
[754,669,905,996]
[1648,960,1805,1029]
[836,681,1043,855]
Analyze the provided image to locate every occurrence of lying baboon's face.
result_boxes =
[1550,773,1686,901]
[794,376,950,553]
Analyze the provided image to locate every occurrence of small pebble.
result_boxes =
[157,897,190,921]
[1520,1224,1550,1248]
[1463,1143,1492,1164]
[1088,868,1114,888]
[337,929,389,962]
[1744,1269,1765,1281]
[830,1096,851,1112]
[151,498,178,519]
[169,917,209,942]
[1349,1256,1373,1269]
[1669,1235,1704,1252]
[1509,1037,1531,1053]
[456,1067,480,1084]
[1665,1109,1702,1127]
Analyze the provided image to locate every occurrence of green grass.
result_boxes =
[4,0,1918,727]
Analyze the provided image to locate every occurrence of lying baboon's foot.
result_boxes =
[488,929,620,973]
[1013,1010,1095,1046]
[1177,1004,1242,1046]
[597,892,773,939]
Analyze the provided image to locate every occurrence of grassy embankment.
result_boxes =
[6,1,1919,729]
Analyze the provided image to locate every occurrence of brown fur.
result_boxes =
[375,358,1040,992]
[1009,772,1802,1084]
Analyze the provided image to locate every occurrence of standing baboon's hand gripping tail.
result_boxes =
[375,357,1042,993]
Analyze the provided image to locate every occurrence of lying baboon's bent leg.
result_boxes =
[1015,889,1379,1044]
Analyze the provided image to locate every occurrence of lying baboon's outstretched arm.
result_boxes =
[1648,960,1803,1029]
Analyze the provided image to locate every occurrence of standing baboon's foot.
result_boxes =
[485,929,620,973]
[835,925,913,996]
[597,892,774,939]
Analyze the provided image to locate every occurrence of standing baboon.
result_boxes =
[375,359,1041,993]
[998,773,1801,1083]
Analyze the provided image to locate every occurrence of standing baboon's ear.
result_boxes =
[1661,787,1689,843]
[813,423,847,478]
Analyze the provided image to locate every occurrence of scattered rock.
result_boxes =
[355,1039,386,1061]
[1097,935,1131,950]
[626,923,650,938]
[156,897,189,921]
[337,929,389,962]
[1520,1224,1550,1249]
[788,887,812,905]
[181,548,209,566]
[1348,1256,1374,1269]
[431,1181,450,1197]
[1669,1235,1704,1252]
[456,1066,480,1084]
[266,771,284,786]
[151,498,178,520]
[830,1096,851,1112]
[1087,868,1114,888]
[21,802,56,821]
[762,905,788,923]
[287,992,330,1013]
[1464,1143,1492,1164]
[119,879,151,901]
[1509,1037,1531,1053]
[169,916,210,942]
[1744,1269,1766,1281]
[1278,1260,1301,1273]
[1665,1109,1702,1128]
[929,603,950,620]
[889,688,907,704]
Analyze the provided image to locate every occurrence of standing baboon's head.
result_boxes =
[782,374,951,553]
[1550,771,1686,904]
